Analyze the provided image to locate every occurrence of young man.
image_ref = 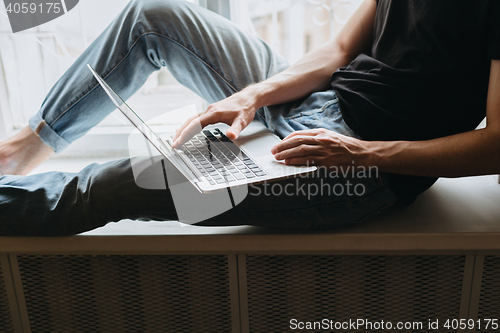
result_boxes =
[0,0,499,236]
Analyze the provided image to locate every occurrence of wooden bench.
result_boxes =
[1,175,499,333]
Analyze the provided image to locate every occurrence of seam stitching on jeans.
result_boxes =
[49,31,239,129]
[48,32,153,128]
[152,32,239,93]
[265,45,276,79]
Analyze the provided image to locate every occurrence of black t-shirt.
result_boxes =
[331,0,500,203]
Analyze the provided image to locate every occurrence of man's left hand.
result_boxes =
[271,128,369,167]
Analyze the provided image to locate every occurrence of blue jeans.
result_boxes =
[0,0,398,236]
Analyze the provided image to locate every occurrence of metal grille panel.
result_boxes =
[245,255,465,333]
[17,255,232,333]
[0,260,14,333]
[477,255,500,333]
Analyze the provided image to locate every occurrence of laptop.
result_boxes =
[88,65,316,193]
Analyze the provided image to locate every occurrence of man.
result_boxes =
[0,0,499,236]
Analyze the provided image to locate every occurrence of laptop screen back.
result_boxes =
[89,65,185,153]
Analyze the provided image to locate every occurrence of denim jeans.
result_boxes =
[0,0,398,236]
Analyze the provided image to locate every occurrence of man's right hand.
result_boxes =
[172,89,259,148]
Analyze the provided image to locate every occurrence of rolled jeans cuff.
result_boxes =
[29,113,71,153]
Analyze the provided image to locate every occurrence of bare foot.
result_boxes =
[0,126,55,176]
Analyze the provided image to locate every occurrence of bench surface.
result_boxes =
[1,175,499,254]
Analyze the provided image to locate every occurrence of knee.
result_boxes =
[126,0,193,34]
[131,0,188,16]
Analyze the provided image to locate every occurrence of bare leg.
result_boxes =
[0,127,54,176]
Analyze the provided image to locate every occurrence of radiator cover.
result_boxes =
[477,255,500,333]
[244,255,466,333]
[17,255,233,333]
[0,259,15,333]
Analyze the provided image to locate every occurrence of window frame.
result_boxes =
[0,57,13,140]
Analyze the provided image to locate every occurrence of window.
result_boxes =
[0,0,361,156]
[247,0,363,62]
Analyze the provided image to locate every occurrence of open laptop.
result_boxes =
[88,65,316,193]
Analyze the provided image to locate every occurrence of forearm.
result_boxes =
[367,128,500,178]
[243,41,353,109]
[367,59,500,178]
[240,0,376,109]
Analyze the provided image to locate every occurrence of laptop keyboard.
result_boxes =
[177,128,267,185]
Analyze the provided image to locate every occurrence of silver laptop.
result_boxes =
[88,65,316,193]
